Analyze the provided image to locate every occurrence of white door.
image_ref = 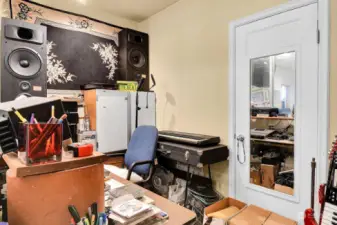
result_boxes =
[234,3,318,222]
[96,91,130,153]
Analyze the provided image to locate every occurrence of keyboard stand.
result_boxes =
[183,164,213,207]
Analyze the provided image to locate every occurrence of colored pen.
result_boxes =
[30,113,35,124]
[12,107,27,123]
[91,215,96,225]
[33,118,43,132]
[103,214,107,224]
[88,207,92,219]
[68,205,84,225]
[85,213,90,223]
[82,217,90,225]
[91,202,98,225]
[58,114,67,124]
[51,105,55,118]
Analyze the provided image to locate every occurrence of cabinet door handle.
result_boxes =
[236,135,246,164]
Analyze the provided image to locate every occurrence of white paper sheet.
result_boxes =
[105,179,125,190]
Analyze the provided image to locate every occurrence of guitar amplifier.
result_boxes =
[157,141,228,167]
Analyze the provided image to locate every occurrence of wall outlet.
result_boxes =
[297,212,304,225]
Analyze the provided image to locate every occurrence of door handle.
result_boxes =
[236,135,246,164]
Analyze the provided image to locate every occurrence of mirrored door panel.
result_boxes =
[250,52,295,195]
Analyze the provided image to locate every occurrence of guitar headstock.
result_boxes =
[329,138,337,160]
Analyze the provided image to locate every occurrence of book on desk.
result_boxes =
[104,175,167,225]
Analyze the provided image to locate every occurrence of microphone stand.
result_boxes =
[135,77,145,129]
[135,74,156,129]
[135,90,140,129]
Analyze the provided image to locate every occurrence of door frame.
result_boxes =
[228,0,330,209]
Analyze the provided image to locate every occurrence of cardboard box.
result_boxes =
[264,213,297,225]
[261,164,276,189]
[228,205,271,225]
[250,170,261,185]
[274,184,294,195]
[203,198,247,225]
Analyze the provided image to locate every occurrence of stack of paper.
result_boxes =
[108,195,160,225]
[105,179,125,190]
[113,198,151,219]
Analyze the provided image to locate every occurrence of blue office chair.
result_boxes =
[104,126,158,183]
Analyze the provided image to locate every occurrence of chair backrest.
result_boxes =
[124,126,158,175]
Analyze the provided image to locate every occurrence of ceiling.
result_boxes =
[34,0,180,22]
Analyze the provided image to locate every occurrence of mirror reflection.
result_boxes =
[250,52,295,195]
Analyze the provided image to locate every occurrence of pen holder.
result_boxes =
[18,123,63,165]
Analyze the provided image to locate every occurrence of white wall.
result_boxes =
[37,0,138,29]
[138,0,287,195]
[0,0,138,29]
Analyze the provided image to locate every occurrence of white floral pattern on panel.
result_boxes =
[1,0,10,18]
[47,41,76,84]
[91,43,118,80]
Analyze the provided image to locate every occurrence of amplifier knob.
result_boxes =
[184,151,190,161]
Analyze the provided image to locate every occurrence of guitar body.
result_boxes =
[304,158,318,225]
[320,149,337,225]
[304,209,318,225]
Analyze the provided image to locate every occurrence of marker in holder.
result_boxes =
[18,123,63,165]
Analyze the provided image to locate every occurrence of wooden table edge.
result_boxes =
[106,174,196,225]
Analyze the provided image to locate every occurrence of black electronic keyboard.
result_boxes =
[158,130,220,146]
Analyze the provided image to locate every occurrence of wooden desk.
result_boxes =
[107,174,196,225]
[3,151,107,177]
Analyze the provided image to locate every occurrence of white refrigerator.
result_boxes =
[95,90,156,153]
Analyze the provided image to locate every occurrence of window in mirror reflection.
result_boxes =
[250,52,295,195]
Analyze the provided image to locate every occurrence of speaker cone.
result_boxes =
[128,48,146,69]
[7,48,42,78]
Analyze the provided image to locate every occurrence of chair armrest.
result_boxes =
[126,160,154,181]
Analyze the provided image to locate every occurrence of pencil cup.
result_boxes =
[18,123,63,165]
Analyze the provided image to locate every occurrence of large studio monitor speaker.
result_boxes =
[0,18,47,102]
[118,29,149,91]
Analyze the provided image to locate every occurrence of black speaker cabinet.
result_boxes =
[118,29,149,91]
[0,18,47,102]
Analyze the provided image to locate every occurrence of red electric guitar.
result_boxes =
[318,140,337,225]
[304,158,318,225]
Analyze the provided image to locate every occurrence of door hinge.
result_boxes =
[317,29,320,44]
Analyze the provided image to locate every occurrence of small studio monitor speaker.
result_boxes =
[118,29,149,91]
[0,18,47,102]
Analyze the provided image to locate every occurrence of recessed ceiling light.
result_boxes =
[77,0,87,5]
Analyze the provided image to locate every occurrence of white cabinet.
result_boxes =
[87,90,156,153]
[96,90,130,153]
